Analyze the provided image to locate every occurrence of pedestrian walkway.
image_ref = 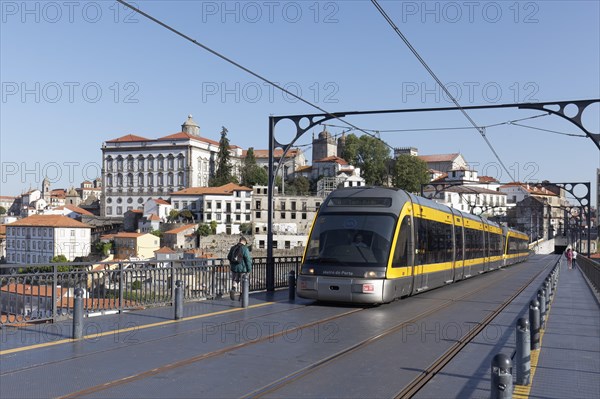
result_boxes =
[525,261,600,399]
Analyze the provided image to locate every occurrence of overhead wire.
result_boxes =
[115,0,393,151]
[370,0,516,182]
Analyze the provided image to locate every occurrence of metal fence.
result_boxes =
[0,256,301,327]
[578,256,600,294]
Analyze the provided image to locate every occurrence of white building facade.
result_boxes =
[6,215,92,264]
[252,186,322,250]
[170,183,252,235]
[101,116,243,217]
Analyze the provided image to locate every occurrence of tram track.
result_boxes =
[243,257,556,399]
[0,302,353,375]
[394,256,558,398]
[21,257,554,399]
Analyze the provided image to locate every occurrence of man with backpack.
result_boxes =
[227,236,252,300]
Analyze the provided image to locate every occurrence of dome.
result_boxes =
[181,115,200,136]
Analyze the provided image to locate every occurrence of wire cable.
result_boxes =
[509,123,587,138]
[370,0,516,181]
[115,0,393,151]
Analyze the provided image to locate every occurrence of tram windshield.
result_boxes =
[304,214,396,266]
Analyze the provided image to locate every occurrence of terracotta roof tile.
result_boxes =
[106,134,151,143]
[158,132,220,146]
[418,153,461,163]
[164,224,197,234]
[155,246,176,254]
[171,183,252,196]
[314,156,348,165]
[8,215,90,228]
[64,205,94,216]
[244,148,300,159]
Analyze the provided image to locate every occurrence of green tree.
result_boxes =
[197,224,212,237]
[239,223,252,235]
[180,209,194,222]
[167,209,180,222]
[342,134,391,186]
[392,154,430,193]
[285,176,311,195]
[241,148,269,187]
[210,126,236,186]
[150,229,163,238]
[0,206,6,215]
[210,220,218,234]
[51,254,68,263]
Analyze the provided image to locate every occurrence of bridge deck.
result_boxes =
[1,255,598,399]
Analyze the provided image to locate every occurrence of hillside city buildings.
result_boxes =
[2,116,596,265]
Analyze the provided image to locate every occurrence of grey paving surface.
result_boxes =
[3,255,597,399]
[528,261,600,399]
[415,255,600,399]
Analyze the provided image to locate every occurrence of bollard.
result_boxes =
[545,280,552,302]
[516,318,531,385]
[529,299,540,350]
[288,270,296,301]
[241,273,249,308]
[537,289,546,326]
[72,288,84,340]
[174,280,183,320]
[491,353,513,399]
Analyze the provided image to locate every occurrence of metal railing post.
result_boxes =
[491,353,513,399]
[241,273,249,308]
[529,299,540,350]
[52,264,58,323]
[516,318,531,385]
[174,280,183,320]
[288,270,296,302]
[118,262,124,313]
[537,289,546,326]
[72,288,84,339]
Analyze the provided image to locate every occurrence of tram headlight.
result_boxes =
[301,266,315,275]
[364,271,385,278]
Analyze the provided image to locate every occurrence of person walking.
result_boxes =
[572,249,578,268]
[565,247,573,269]
[227,236,252,300]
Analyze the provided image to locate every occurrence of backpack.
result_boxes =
[229,244,243,264]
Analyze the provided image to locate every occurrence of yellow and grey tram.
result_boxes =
[297,187,530,304]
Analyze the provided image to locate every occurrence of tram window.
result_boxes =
[455,226,464,261]
[392,217,411,268]
[414,218,453,264]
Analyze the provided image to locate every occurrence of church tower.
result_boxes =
[42,177,51,202]
[181,115,200,136]
[312,127,337,162]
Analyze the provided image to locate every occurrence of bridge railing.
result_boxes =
[0,256,301,327]
[578,256,600,294]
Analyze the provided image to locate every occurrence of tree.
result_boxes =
[285,176,311,195]
[51,255,68,263]
[150,230,163,238]
[180,209,194,222]
[239,223,252,235]
[210,126,236,186]
[0,206,6,215]
[197,224,212,237]
[392,154,430,193]
[167,209,180,222]
[210,221,218,234]
[342,134,391,186]
[241,148,269,187]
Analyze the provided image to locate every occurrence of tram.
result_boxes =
[297,186,529,304]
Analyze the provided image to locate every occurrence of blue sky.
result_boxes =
[1,0,599,205]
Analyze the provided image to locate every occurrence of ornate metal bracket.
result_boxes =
[265,100,599,290]
[518,100,599,150]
